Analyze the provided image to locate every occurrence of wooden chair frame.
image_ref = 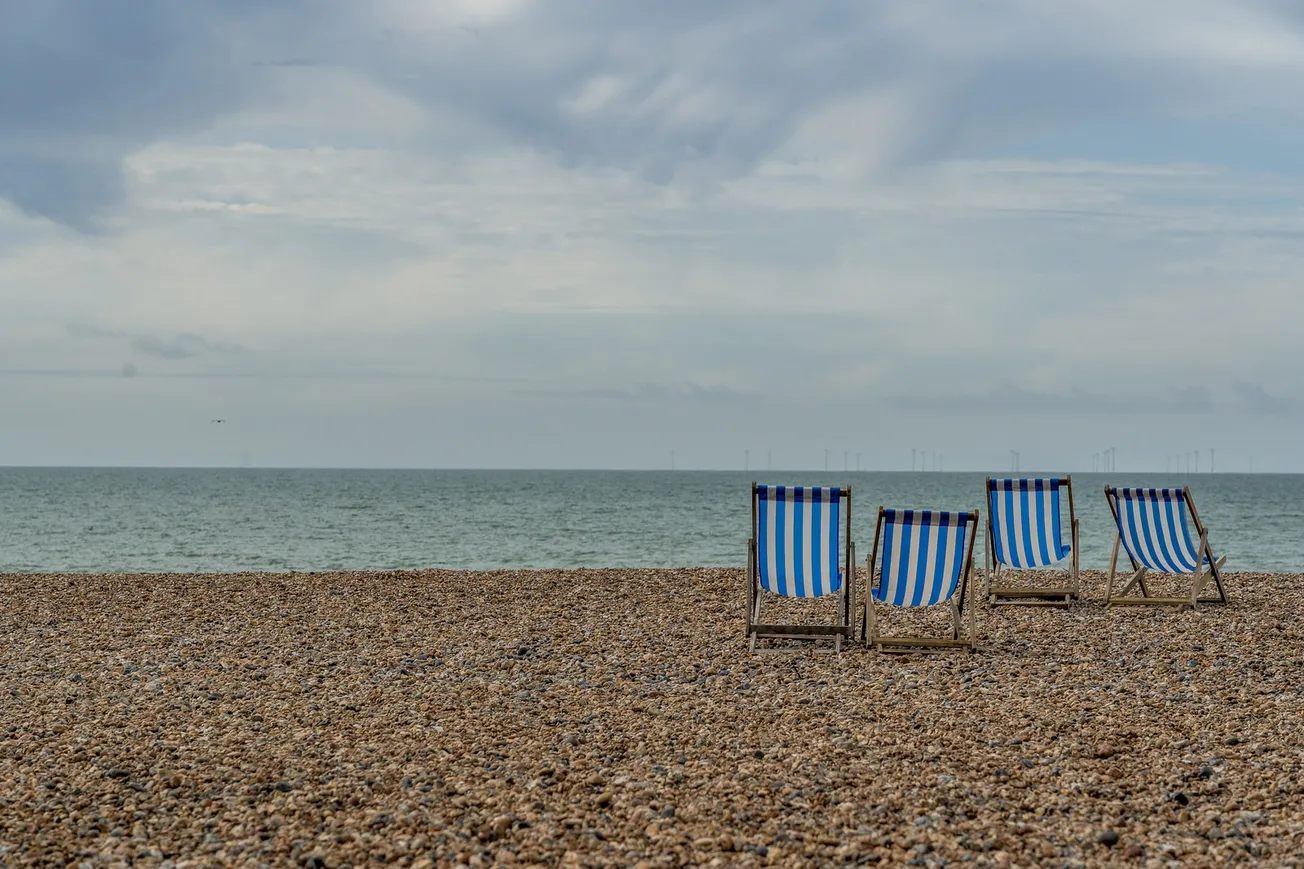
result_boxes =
[1104,485,1228,608]
[861,507,979,653]
[747,483,854,653]
[985,476,1080,608]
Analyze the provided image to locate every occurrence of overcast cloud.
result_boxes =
[2,0,1304,470]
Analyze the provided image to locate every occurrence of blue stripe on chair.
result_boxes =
[1107,488,1200,574]
[874,509,973,606]
[987,478,1070,569]
[756,485,842,598]
[793,488,805,596]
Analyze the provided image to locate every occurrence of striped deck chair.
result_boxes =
[747,483,854,653]
[1104,486,1228,607]
[985,477,1080,607]
[862,508,979,652]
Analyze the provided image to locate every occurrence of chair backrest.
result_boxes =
[755,485,844,598]
[874,509,975,606]
[1105,487,1200,573]
[987,478,1071,568]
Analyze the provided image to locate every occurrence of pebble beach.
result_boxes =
[2,568,1301,868]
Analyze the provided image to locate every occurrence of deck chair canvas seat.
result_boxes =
[1104,486,1228,608]
[985,477,1080,607]
[862,508,979,653]
[747,484,854,652]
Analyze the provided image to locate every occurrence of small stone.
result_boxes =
[1123,844,1144,858]
[1096,745,1116,759]
[106,769,130,779]
[1224,736,1239,746]
[491,815,512,836]
[1098,830,1119,847]
[595,791,612,806]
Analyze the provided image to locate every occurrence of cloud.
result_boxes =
[66,323,241,360]
[129,333,240,360]
[64,323,121,340]
[886,383,1218,416]
[4,1,1304,228]
[1232,380,1294,416]
[574,381,756,404]
[0,0,263,228]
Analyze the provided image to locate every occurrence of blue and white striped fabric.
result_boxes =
[1107,487,1203,574]
[756,485,843,598]
[874,510,974,606]
[988,478,1070,568]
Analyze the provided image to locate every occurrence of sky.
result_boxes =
[3,0,1304,471]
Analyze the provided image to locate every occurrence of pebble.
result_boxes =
[0,567,1299,867]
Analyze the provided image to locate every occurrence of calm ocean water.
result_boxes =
[0,468,1299,573]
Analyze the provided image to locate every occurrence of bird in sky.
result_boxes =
[212,419,225,424]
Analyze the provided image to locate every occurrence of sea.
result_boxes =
[0,468,1299,574]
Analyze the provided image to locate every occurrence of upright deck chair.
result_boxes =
[747,484,854,653]
[985,477,1080,607]
[862,508,979,653]
[1103,486,1228,607]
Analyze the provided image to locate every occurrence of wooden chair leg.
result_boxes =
[1118,567,1147,598]
[1105,534,1120,606]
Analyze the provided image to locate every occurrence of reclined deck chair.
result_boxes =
[862,508,979,652]
[747,484,853,653]
[1103,486,1228,607]
[985,477,1080,607]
